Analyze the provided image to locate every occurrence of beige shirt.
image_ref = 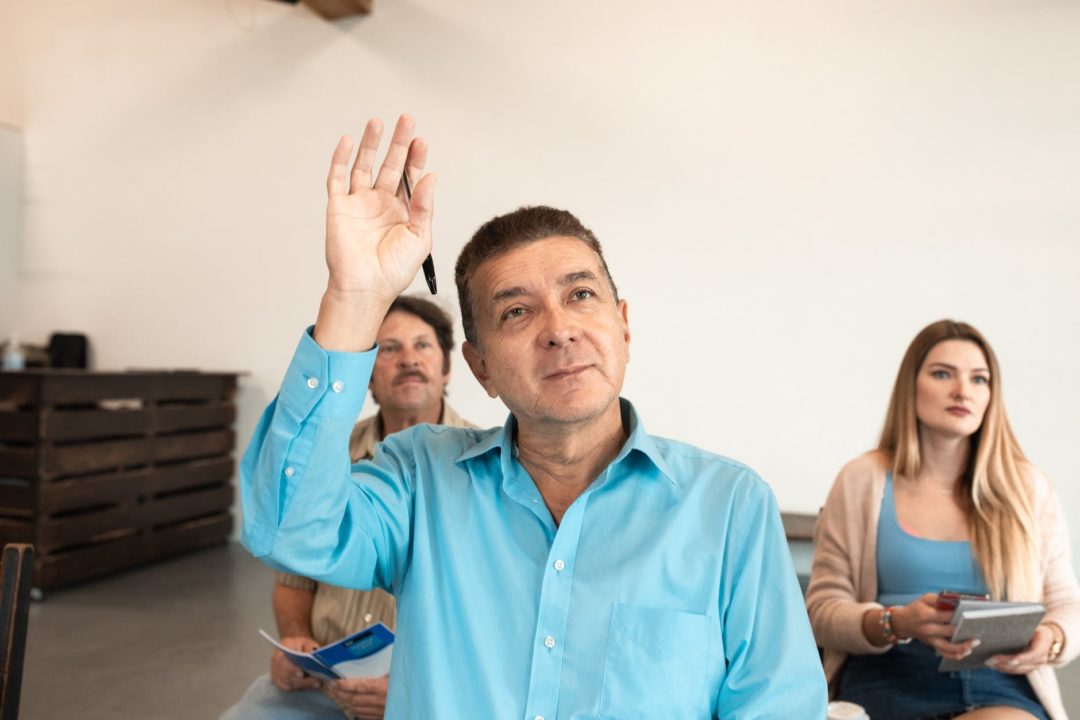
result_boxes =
[806,451,1080,720]
[276,403,475,645]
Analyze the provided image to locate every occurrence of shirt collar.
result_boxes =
[454,398,676,485]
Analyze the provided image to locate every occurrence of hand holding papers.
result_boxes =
[260,623,394,681]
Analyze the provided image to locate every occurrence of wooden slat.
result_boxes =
[0,372,154,407]
[35,468,153,515]
[147,486,233,527]
[37,505,141,549]
[0,481,33,517]
[0,411,37,442]
[151,457,234,495]
[0,519,34,546]
[42,437,155,478]
[152,374,237,402]
[300,0,373,20]
[148,514,232,556]
[0,447,36,479]
[35,533,143,589]
[155,430,233,463]
[156,403,235,433]
[42,407,150,442]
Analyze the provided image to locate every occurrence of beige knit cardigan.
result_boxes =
[806,451,1080,720]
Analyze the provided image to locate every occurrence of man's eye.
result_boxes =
[572,289,594,301]
[502,307,526,320]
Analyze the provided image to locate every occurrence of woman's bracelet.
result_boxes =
[1044,621,1065,663]
[880,606,912,645]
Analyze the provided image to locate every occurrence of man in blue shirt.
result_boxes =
[241,114,827,719]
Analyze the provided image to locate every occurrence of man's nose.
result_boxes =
[398,347,420,366]
[540,305,581,348]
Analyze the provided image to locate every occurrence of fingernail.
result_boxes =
[971,639,981,648]
[1008,660,1020,667]
[985,659,997,668]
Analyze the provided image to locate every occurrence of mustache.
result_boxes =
[393,369,429,384]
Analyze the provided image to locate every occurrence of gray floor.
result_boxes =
[17,542,1080,719]
[20,542,276,720]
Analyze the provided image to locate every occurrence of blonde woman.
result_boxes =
[807,320,1080,720]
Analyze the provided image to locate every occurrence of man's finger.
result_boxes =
[373,114,416,193]
[407,172,437,244]
[327,136,354,198]
[350,118,384,194]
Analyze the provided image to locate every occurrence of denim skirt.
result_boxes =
[835,641,1048,720]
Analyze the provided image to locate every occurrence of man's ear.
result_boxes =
[462,341,499,399]
[617,298,631,358]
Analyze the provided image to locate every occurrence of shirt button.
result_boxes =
[553,559,565,572]
[535,716,544,720]
[306,377,319,389]
[331,380,345,393]
[363,613,373,623]
[544,635,556,649]
[284,466,296,477]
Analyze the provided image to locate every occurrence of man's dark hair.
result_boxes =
[388,294,455,374]
[454,206,619,345]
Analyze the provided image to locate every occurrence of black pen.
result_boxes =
[400,170,437,295]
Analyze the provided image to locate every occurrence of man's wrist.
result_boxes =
[315,288,393,352]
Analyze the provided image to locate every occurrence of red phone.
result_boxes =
[936,590,990,611]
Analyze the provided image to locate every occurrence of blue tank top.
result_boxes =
[876,473,988,606]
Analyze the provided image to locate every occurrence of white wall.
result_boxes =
[2,0,1078,566]
[0,124,21,336]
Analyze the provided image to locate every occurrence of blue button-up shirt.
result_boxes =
[241,331,827,719]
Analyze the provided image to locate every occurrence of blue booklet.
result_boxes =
[259,623,394,681]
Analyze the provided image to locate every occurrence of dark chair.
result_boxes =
[0,544,34,720]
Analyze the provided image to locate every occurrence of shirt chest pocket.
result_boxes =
[597,603,713,719]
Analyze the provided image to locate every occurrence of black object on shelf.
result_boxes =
[47,333,88,369]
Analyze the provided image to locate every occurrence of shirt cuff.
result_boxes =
[279,326,378,420]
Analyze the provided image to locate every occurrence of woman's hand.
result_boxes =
[891,593,979,662]
[985,624,1054,674]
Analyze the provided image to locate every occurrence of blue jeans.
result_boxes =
[218,675,347,720]
[837,642,1048,720]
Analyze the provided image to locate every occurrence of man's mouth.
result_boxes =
[395,372,428,385]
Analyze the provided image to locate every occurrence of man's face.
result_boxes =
[370,311,450,414]
[462,236,630,428]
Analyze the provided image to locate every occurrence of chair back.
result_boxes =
[0,544,34,720]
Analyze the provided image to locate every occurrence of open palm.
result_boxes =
[324,115,436,302]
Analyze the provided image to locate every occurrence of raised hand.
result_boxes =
[315,114,437,351]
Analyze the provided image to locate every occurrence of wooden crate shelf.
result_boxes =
[0,369,241,591]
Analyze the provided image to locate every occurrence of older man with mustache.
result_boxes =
[223,294,473,720]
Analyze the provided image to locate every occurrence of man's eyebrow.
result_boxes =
[490,286,528,305]
[559,270,598,286]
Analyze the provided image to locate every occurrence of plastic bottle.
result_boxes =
[2,331,25,370]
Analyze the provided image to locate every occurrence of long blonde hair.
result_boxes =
[878,320,1038,600]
